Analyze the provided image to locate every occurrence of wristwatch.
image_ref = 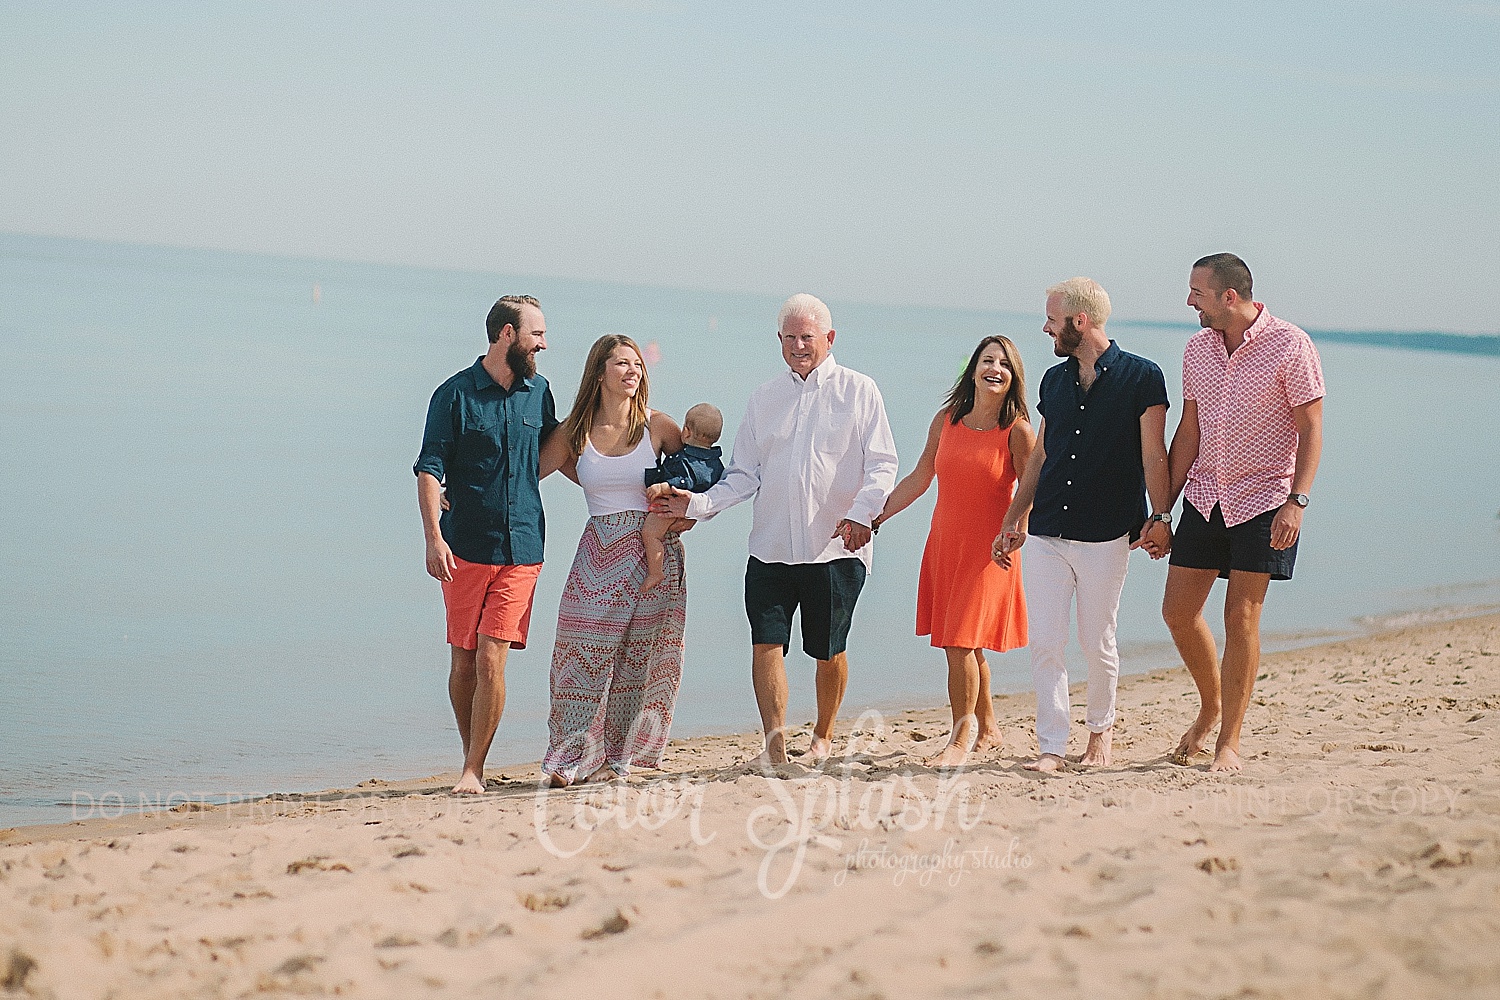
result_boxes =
[1288,493,1310,508]
[1147,512,1172,525]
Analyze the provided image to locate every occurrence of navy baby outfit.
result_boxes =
[644,444,724,493]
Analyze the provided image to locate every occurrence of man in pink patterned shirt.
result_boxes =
[1162,253,1325,773]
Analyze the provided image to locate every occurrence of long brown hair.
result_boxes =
[943,335,1029,429]
[559,334,652,456]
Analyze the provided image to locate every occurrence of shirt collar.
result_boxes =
[1241,304,1270,343]
[1070,340,1121,377]
[789,353,838,386]
[469,356,533,392]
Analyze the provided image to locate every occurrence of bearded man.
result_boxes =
[995,278,1172,772]
[414,295,557,793]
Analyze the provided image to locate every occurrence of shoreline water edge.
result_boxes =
[2,611,1496,997]
[9,604,1496,836]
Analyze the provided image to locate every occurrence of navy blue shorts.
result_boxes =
[744,557,866,660]
[1169,502,1298,581]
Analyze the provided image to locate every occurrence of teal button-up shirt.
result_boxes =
[414,358,558,565]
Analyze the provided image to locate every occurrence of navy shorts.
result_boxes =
[1169,502,1298,581]
[744,557,867,660]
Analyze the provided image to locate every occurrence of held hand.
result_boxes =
[425,536,457,583]
[1130,520,1172,559]
[834,519,873,552]
[649,486,692,519]
[439,486,450,512]
[991,527,1025,569]
[1270,502,1303,550]
[668,517,696,534]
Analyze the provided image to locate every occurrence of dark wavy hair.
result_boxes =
[942,335,1029,429]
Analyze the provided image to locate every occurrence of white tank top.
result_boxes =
[576,417,657,517]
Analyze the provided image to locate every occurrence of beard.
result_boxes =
[506,341,537,380]
[1053,316,1084,357]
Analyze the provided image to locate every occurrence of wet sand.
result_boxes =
[3,613,1498,998]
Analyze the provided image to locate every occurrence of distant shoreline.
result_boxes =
[6,229,1497,345]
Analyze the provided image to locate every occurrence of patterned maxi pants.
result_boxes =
[542,510,686,776]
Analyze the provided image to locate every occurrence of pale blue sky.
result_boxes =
[3,1,1497,331]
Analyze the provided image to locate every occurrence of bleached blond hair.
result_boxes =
[1046,277,1111,328]
[776,293,833,335]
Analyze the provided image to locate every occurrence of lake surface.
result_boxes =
[3,232,1498,828]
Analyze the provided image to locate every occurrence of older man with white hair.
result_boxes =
[996,278,1172,772]
[654,293,898,765]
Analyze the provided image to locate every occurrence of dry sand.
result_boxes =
[3,613,1499,998]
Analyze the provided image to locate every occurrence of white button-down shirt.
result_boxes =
[686,355,898,570]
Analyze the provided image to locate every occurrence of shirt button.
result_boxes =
[1079,404,1085,410]
[1075,429,1081,434]
[1063,505,1069,510]
[1070,454,1076,459]
[1066,480,1072,485]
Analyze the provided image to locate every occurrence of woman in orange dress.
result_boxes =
[874,335,1035,767]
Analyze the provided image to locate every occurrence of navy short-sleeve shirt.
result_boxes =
[1030,341,1169,543]
[413,357,559,565]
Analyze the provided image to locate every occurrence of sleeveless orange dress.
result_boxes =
[915,418,1028,651]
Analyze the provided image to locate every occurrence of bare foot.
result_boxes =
[972,725,1004,753]
[1171,710,1220,766]
[749,746,789,768]
[924,741,970,769]
[641,569,664,591]
[1208,746,1243,773]
[803,736,833,764]
[1022,754,1067,773]
[452,771,486,794]
[1077,728,1112,767]
[544,770,573,788]
[583,762,631,783]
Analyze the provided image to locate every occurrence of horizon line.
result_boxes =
[4,228,1497,345]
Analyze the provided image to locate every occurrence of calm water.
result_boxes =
[3,233,1498,828]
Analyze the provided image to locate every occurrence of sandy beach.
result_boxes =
[3,613,1498,998]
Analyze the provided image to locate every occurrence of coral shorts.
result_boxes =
[441,557,543,650]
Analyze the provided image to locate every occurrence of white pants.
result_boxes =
[1024,533,1130,757]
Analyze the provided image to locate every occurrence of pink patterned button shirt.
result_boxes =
[1182,305,1325,527]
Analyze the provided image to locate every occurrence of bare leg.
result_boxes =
[928,647,980,767]
[1212,570,1271,772]
[972,650,1003,751]
[639,512,672,591]
[751,643,791,764]
[808,652,849,762]
[450,634,510,793]
[1162,565,1222,765]
[448,645,477,762]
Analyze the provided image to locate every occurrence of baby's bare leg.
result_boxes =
[640,512,672,590]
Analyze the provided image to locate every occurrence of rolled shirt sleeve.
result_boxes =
[413,382,456,481]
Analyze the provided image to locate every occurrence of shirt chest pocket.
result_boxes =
[458,413,502,476]
[816,404,857,452]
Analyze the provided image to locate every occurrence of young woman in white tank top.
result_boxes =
[538,335,688,788]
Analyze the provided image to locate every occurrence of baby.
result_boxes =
[641,402,726,590]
